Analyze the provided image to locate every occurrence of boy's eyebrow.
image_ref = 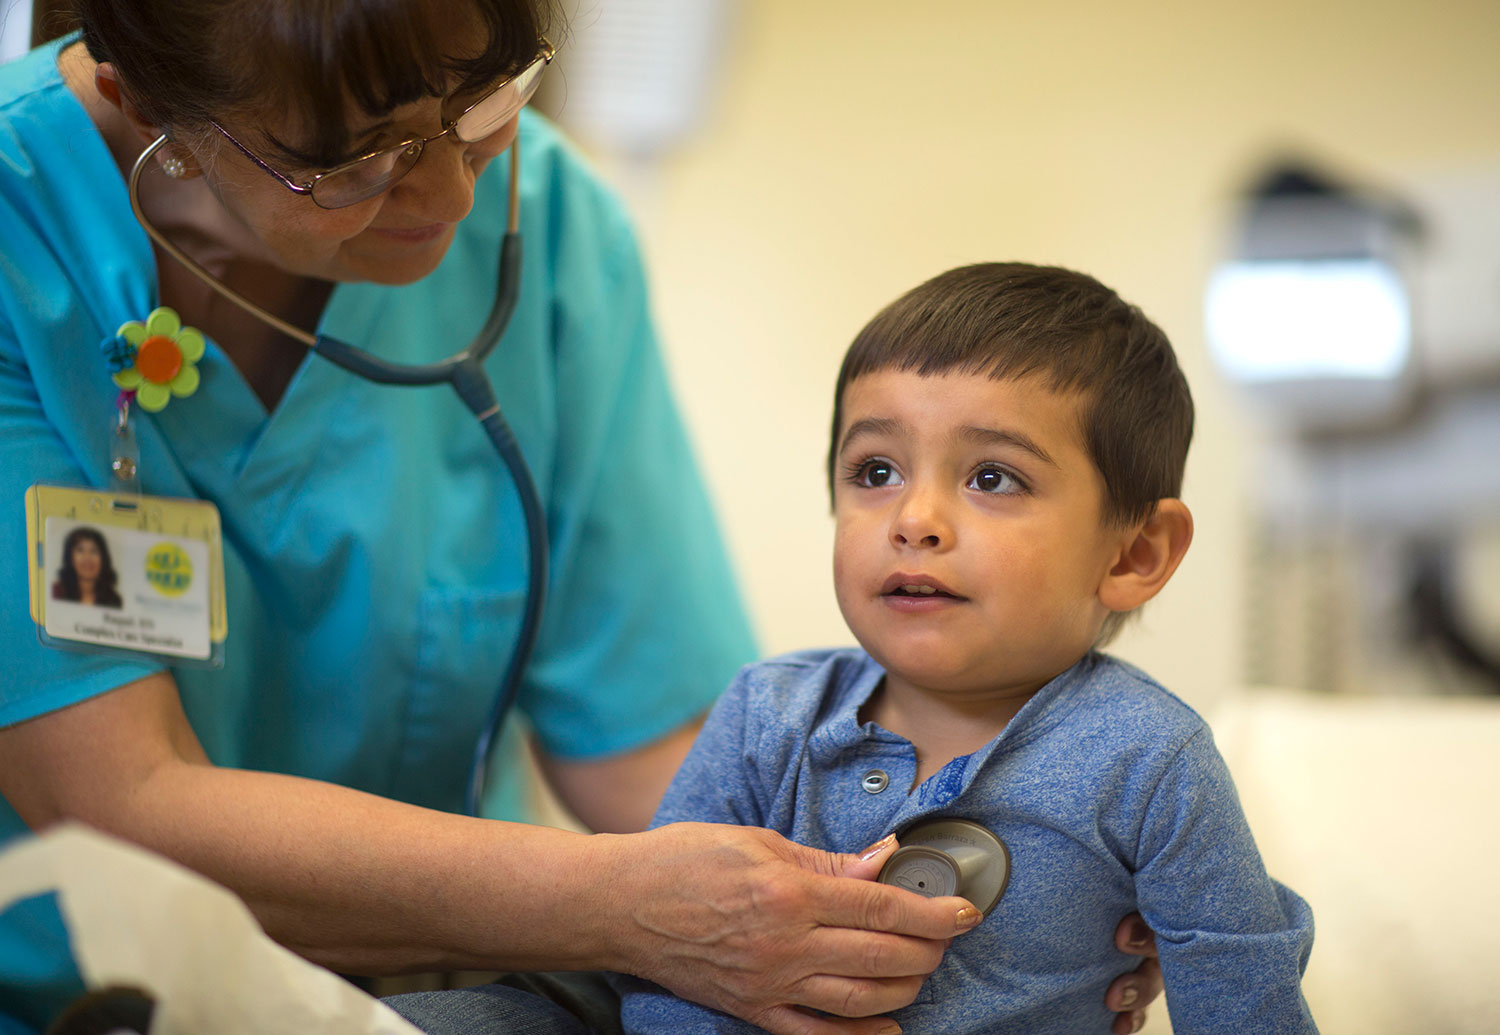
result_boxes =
[839,417,1060,469]
[959,425,1060,468]
[838,417,903,453]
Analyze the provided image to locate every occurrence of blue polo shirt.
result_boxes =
[620,649,1318,1034]
[0,36,754,1028]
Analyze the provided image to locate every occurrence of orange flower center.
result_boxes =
[136,335,183,384]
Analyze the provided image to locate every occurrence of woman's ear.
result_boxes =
[1097,499,1193,613]
[94,63,201,177]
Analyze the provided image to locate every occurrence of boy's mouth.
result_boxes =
[880,574,963,599]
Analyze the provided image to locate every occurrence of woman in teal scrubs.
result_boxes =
[0,2,1162,1033]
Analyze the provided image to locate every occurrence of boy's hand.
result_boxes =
[610,823,980,1035]
[1107,913,1163,1034]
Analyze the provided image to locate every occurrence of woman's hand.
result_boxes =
[1106,913,1163,1034]
[600,822,980,1035]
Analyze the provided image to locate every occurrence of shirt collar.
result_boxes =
[807,650,1103,771]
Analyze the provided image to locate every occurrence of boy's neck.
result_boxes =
[860,674,1042,787]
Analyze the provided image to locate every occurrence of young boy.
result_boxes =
[618,263,1317,1034]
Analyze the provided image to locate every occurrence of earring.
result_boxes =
[162,155,187,179]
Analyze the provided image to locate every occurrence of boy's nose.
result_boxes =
[890,488,951,549]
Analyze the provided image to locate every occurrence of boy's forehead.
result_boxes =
[837,367,1091,445]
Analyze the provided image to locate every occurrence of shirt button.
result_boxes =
[861,769,890,794]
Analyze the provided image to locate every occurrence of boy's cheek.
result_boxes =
[830,536,864,610]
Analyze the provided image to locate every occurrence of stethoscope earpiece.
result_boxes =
[877,818,1011,916]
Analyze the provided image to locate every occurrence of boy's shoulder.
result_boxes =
[733,646,876,701]
[743,645,873,676]
[1056,652,1213,752]
[723,646,879,731]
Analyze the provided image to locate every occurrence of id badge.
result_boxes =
[25,484,227,667]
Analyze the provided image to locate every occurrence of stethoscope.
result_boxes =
[128,133,544,818]
[878,818,1012,916]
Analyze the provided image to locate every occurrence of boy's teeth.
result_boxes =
[901,584,937,595]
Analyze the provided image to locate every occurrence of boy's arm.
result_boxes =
[649,665,771,830]
[1134,727,1318,1035]
[618,666,772,1034]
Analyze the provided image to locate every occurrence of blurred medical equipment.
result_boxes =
[0,0,31,64]
[1207,156,1500,695]
[128,137,546,817]
[1205,164,1419,433]
[877,818,1010,917]
[539,0,733,157]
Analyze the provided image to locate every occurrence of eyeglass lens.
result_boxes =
[312,145,423,208]
[310,51,550,208]
[455,56,549,142]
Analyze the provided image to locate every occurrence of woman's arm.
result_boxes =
[0,674,974,1035]
[534,717,703,834]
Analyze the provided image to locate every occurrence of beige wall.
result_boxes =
[566,0,1500,715]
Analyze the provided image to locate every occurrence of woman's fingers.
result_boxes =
[1112,912,1158,958]
[1105,953,1162,1007]
[1105,912,1163,1034]
[752,1001,908,1035]
[786,925,947,985]
[781,835,982,941]
[780,970,928,1020]
[615,824,978,1026]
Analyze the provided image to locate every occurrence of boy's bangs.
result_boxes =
[230,0,548,166]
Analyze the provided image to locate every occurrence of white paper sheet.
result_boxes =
[0,824,422,1034]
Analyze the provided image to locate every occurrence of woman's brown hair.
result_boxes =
[74,0,556,166]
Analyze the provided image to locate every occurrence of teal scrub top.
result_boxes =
[0,36,756,1028]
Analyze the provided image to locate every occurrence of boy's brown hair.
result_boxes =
[827,262,1194,643]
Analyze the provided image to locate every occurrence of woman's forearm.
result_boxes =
[0,674,973,1033]
[116,761,618,974]
[0,673,622,975]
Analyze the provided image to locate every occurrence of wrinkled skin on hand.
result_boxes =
[609,823,975,1035]
[603,825,1164,1035]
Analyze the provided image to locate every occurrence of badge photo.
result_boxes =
[26,485,227,667]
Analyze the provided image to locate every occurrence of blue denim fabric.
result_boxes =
[385,985,587,1035]
[385,972,623,1035]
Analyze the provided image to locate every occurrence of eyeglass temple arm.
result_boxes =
[130,134,320,349]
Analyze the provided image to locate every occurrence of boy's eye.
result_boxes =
[853,459,904,488]
[968,465,1024,495]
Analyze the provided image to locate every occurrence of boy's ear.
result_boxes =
[1097,499,1193,613]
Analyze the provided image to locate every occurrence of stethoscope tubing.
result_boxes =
[127,134,547,817]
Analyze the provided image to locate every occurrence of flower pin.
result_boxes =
[105,306,205,412]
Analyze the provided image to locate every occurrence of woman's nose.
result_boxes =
[392,134,479,223]
[890,485,952,549]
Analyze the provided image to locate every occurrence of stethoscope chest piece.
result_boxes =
[877,818,1011,916]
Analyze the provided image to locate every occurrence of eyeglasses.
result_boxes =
[209,40,554,209]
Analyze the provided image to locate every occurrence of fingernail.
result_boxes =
[1126,918,1151,947]
[955,906,982,929]
[878,1025,902,1035]
[1130,1014,1145,1034]
[1118,985,1139,1008]
[860,834,897,861]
